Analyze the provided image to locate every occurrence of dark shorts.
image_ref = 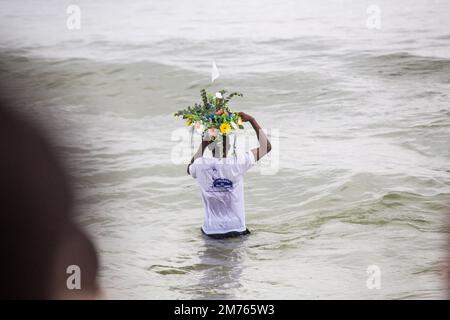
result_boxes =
[201,227,251,239]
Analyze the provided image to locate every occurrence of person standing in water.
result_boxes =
[187,112,272,239]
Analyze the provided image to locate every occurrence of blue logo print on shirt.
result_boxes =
[213,178,233,189]
[207,168,234,192]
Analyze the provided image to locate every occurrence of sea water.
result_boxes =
[0,0,449,299]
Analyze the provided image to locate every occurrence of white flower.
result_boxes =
[231,121,238,130]
[194,121,205,134]
[215,92,223,99]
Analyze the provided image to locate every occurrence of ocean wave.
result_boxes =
[343,51,450,79]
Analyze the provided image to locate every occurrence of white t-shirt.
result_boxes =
[189,151,256,235]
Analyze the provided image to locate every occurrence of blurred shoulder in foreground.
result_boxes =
[0,101,100,299]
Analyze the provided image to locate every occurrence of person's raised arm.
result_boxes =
[187,139,211,175]
[238,112,272,161]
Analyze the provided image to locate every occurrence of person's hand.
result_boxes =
[238,112,254,122]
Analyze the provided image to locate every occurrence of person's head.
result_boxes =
[210,135,231,158]
[0,102,100,299]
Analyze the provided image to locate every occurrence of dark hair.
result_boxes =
[0,103,98,299]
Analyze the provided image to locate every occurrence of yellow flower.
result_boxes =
[185,118,192,126]
[219,123,231,135]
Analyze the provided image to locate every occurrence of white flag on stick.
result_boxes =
[211,60,220,83]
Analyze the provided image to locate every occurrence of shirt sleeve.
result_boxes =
[235,151,256,176]
[189,162,198,179]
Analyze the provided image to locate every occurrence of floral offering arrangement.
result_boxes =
[174,89,244,140]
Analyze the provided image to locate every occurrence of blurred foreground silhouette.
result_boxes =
[0,92,99,299]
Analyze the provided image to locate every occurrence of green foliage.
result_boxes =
[174,89,243,129]
[224,92,243,104]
